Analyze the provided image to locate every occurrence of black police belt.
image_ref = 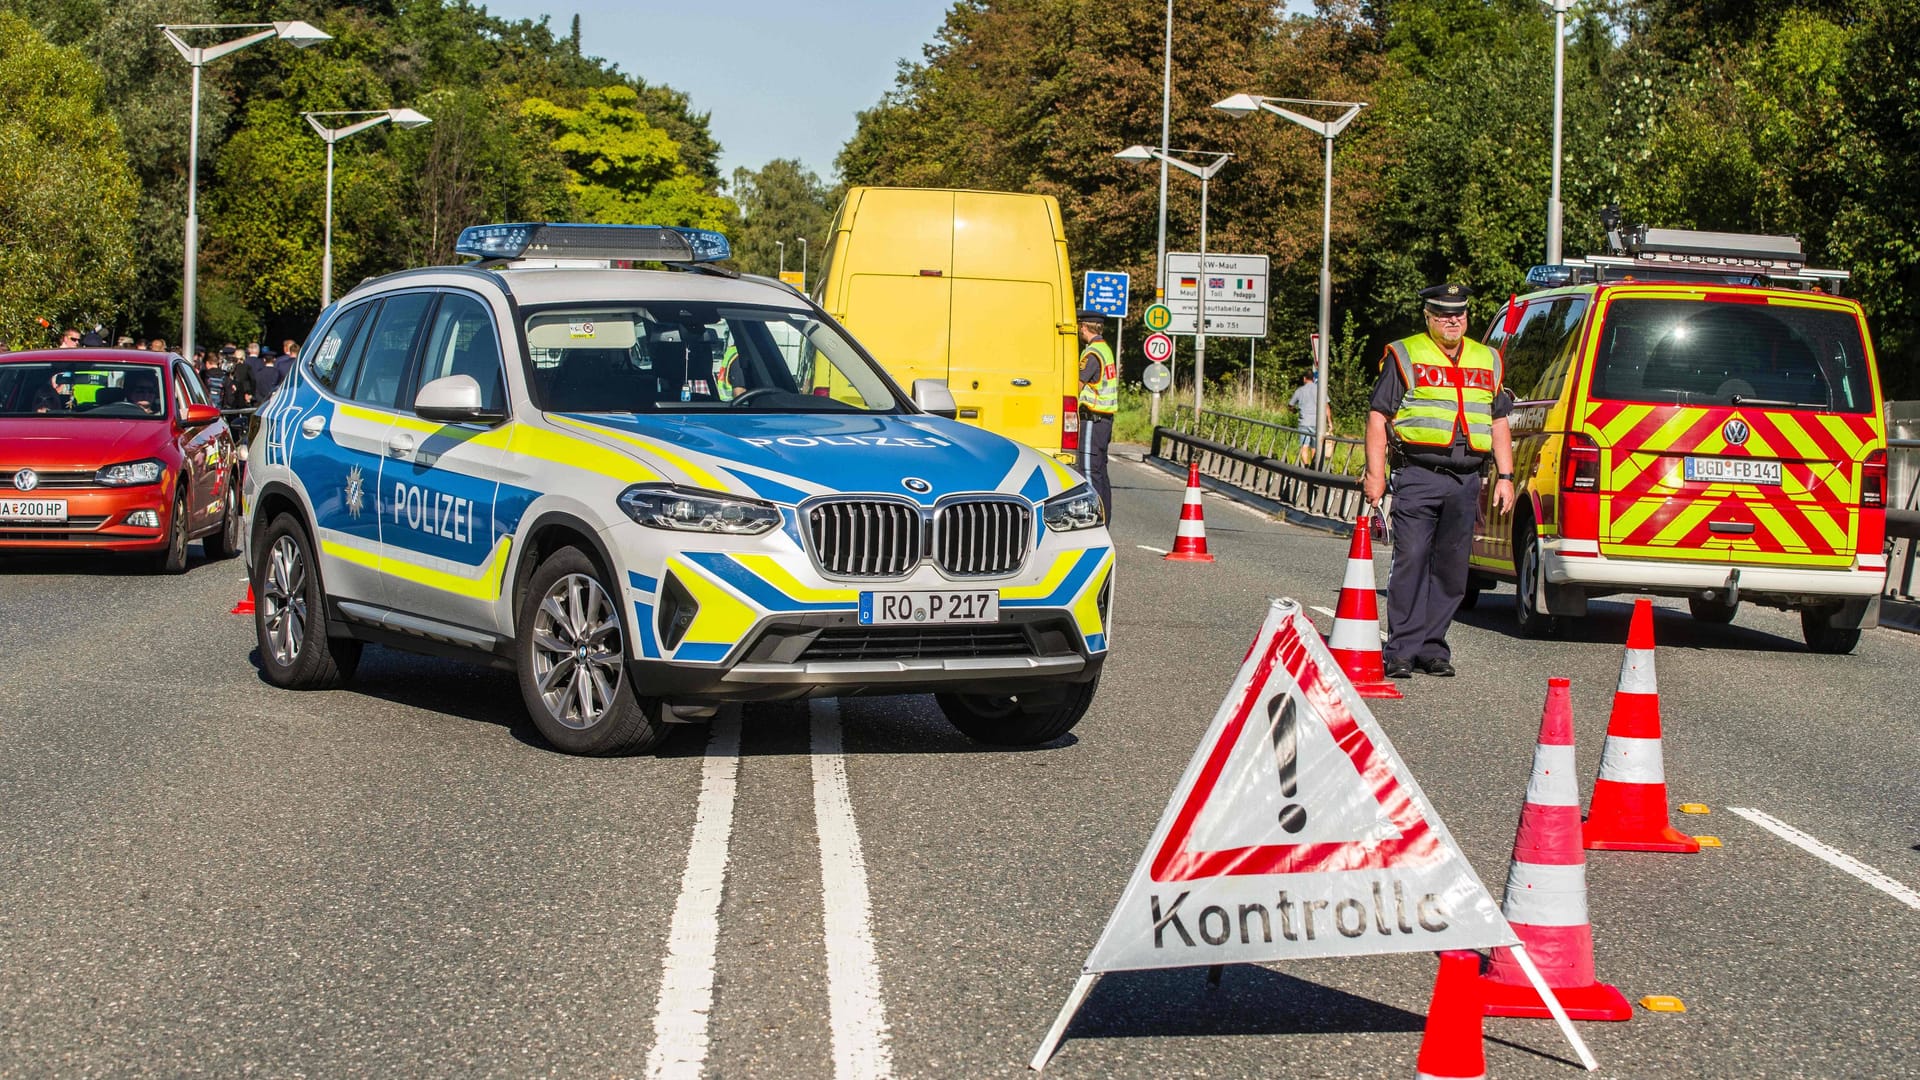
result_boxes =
[1389,441,1487,475]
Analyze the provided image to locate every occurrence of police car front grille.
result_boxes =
[933,499,1031,577]
[807,499,922,578]
[800,625,1035,663]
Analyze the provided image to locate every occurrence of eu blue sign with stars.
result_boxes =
[1081,271,1130,317]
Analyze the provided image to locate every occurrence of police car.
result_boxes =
[242,223,1113,754]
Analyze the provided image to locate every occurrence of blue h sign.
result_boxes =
[1081,271,1130,317]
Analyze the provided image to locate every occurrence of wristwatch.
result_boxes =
[1496,472,1514,481]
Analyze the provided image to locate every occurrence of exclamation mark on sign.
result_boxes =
[1269,695,1307,834]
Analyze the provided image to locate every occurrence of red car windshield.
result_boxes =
[0,362,169,419]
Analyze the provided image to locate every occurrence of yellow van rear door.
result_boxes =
[839,188,956,394]
[949,192,1071,454]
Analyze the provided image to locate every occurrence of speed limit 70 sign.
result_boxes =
[1142,333,1174,363]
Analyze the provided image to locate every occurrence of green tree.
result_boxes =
[0,12,137,346]
[729,159,834,280]
[522,84,734,229]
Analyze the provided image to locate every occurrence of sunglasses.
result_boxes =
[1425,309,1468,320]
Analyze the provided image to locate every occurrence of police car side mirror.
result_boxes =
[912,378,958,419]
[415,374,506,425]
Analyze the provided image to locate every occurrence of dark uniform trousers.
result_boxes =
[1386,463,1482,663]
[1078,409,1113,518]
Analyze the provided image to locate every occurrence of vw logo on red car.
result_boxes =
[12,468,37,492]
[1722,418,1751,446]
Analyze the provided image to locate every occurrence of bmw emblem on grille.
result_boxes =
[12,468,37,492]
[902,477,932,494]
[1722,418,1750,446]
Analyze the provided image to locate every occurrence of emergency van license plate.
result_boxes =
[859,590,1000,625]
[1684,457,1782,486]
[0,499,67,522]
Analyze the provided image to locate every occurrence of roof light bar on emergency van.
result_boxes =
[454,222,732,265]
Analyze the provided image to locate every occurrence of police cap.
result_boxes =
[1075,308,1107,324]
[1419,282,1472,315]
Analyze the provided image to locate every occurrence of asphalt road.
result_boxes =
[2,457,1916,1079]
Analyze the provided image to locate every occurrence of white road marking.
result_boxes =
[1136,544,1168,555]
[643,712,742,1080]
[811,700,895,1079]
[1729,807,1920,913]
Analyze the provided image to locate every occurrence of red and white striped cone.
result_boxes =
[1481,677,1632,1020]
[1583,598,1700,853]
[1327,513,1401,699]
[1163,461,1214,562]
[1415,950,1487,1080]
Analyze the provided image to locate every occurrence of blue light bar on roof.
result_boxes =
[454,222,732,264]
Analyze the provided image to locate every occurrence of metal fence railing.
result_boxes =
[1149,406,1371,530]
[1883,401,1919,609]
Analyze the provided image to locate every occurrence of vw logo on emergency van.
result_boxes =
[902,477,932,494]
[12,468,37,492]
[1722,418,1751,446]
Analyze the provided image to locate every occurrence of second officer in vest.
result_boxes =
[1076,308,1118,518]
[1362,283,1516,678]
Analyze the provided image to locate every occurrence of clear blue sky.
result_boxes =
[479,1,1319,183]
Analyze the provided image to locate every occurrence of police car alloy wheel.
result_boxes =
[514,546,667,756]
[255,513,361,689]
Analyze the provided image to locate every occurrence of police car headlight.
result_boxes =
[96,458,164,486]
[618,484,780,535]
[1041,485,1104,532]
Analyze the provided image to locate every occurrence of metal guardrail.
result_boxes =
[1149,405,1371,530]
[1883,400,1919,611]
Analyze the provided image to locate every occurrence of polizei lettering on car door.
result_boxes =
[740,435,954,448]
[392,482,476,542]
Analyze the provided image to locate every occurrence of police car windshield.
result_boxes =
[1588,298,1874,414]
[521,303,903,414]
[0,362,169,419]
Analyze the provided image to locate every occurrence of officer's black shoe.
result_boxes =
[1415,656,1457,677]
[1384,657,1415,679]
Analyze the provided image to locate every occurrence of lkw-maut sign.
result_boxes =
[1164,252,1269,337]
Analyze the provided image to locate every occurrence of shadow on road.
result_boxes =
[1065,964,1424,1040]
[1453,594,1807,652]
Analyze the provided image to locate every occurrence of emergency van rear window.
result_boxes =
[1587,298,1874,413]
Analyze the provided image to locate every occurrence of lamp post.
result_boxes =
[1542,0,1575,266]
[1154,0,1173,300]
[1214,94,1364,442]
[1116,145,1231,415]
[775,239,785,278]
[161,21,331,360]
[796,236,808,293]
[303,108,431,306]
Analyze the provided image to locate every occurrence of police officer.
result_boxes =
[1075,308,1117,517]
[1362,283,1516,678]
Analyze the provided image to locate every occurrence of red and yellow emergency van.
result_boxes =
[1468,228,1889,654]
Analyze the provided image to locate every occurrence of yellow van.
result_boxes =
[815,187,1082,459]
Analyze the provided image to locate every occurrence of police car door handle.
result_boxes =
[386,433,415,458]
[300,415,325,438]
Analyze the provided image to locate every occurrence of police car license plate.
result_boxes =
[0,498,66,522]
[859,590,1000,626]
[1684,457,1781,486]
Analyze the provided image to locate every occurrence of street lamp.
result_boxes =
[775,239,785,278]
[1542,0,1575,265]
[161,20,331,359]
[1214,93,1364,441]
[796,236,808,293]
[1116,145,1232,414]
[302,108,431,306]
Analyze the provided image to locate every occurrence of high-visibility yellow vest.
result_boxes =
[1079,340,1117,414]
[714,345,737,402]
[1385,334,1502,452]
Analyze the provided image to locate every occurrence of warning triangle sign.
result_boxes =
[1082,599,1514,973]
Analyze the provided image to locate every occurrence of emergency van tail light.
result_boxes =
[1061,396,1080,451]
[618,484,779,535]
[1861,449,1887,508]
[1564,434,1602,492]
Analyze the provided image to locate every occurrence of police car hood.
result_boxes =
[554,412,1068,505]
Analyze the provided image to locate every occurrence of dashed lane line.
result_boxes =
[1729,807,1920,913]
[643,711,742,1080]
[811,700,896,1080]
[1137,544,1169,555]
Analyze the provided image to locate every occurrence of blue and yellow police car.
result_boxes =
[242,223,1113,754]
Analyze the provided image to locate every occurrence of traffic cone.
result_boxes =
[1584,599,1700,853]
[1327,514,1402,699]
[1164,461,1214,563]
[230,583,256,616]
[1481,677,1633,1020]
[1415,951,1487,1080]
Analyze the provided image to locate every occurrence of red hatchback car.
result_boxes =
[0,348,242,571]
